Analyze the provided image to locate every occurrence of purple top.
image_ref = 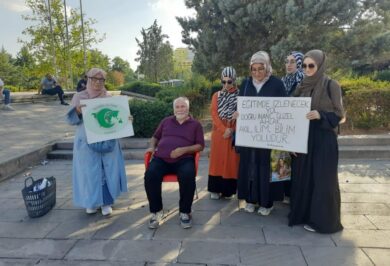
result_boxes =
[153,116,205,163]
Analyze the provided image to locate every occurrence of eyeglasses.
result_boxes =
[89,77,106,82]
[251,67,266,73]
[302,63,316,69]
[285,59,296,65]
[221,80,233,84]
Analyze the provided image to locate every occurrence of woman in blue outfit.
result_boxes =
[235,51,287,216]
[66,68,127,216]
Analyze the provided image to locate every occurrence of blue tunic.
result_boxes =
[66,107,128,209]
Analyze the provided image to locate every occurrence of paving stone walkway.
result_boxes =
[0,157,389,265]
[0,101,389,265]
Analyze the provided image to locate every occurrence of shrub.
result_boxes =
[374,70,390,82]
[210,84,222,98]
[119,81,162,97]
[339,77,390,94]
[104,82,116,91]
[344,88,390,129]
[129,99,172,137]
[155,86,188,104]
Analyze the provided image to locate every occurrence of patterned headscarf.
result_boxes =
[71,68,109,107]
[282,51,304,96]
[221,66,236,81]
[217,66,239,120]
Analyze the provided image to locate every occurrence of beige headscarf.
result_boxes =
[71,68,110,106]
[294,50,344,118]
[249,51,273,83]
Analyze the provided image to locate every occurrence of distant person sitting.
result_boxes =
[40,73,69,105]
[0,78,15,111]
[76,74,87,92]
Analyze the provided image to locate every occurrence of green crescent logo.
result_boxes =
[92,108,123,128]
[84,104,127,135]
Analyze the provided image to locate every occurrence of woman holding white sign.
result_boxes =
[236,51,287,215]
[66,68,128,216]
[208,66,240,199]
[288,50,344,233]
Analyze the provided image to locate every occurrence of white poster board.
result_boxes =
[235,97,311,153]
[81,96,134,144]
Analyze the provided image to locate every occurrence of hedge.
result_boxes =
[344,88,390,129]
[119,81,162,97]
[129,99,172,137]
[339,77,390,94]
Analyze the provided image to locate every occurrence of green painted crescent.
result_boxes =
[92,108,122,128]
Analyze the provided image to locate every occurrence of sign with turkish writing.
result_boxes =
[81,96,134,144]
[235,97,311,153]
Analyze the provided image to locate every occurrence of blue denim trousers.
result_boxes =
[2,89,11,105]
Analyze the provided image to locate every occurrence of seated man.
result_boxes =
[144,96,205,229]
[0,78,14,111]
[40,73,69,105]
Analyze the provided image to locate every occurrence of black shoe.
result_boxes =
[61,102,69,106]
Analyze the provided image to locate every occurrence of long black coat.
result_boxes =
[236,76,286,207]
[288,111,343,233]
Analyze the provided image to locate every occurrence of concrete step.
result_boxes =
[54,138,151,150]
[338,135,390,146]
[12,92,75,103]
[339,145,390,159]
[47,148,211,160]
[46,136,390,160]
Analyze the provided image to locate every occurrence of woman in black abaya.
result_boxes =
[288,50,344,234]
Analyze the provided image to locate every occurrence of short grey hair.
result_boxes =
[173,96,190,109]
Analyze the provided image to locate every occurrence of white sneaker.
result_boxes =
[283,197,290,204]
[223,195,235,200]
[210,192,220,200]
[257,206,274,216]
[101,205,112,216]
[2,104,14,111]
[244,203,255,213]
[148,210,164,229]
[86,208,97,214]
[304,224,316,232]
[179,212,192,229]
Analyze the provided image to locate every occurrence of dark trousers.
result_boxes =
[42,86,65,103]
[144,157,196,214]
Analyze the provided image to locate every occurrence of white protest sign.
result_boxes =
[235,97,311,153]
[81,96,134,144]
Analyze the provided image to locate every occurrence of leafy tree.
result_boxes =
[20,0,104,88]
[107,70,125,86]
[135,20,174,82]
[173,48,192,79]
[0,48,21,86]
[177,0,390,77]
[14,46,41,89]
[111,56,136,83]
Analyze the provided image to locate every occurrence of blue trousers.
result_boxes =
[2,89,11,105]
[42,86,65,103]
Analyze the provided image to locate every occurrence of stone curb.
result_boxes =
[0,143,56,183]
